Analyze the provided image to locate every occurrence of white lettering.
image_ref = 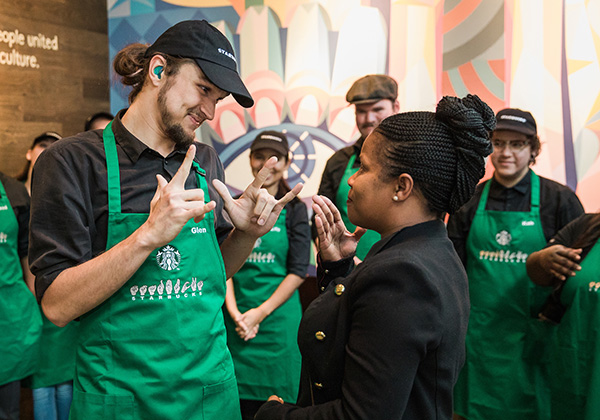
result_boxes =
[217,48,237,64]
[191,226,207,234]
[246,251,276,263]
[479,248,528,263]
[500,115,527,123]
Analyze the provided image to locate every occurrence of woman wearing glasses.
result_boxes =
[447,108,584,420]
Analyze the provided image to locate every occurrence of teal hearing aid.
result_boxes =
[154,66,163,79]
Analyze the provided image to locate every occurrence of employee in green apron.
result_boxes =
[315,74,400,261]
[17,131,79,420]
[527,213,600,420]
[0,171,42,420]
[28,21,302,420]
[224,131,310,420]
[447,108,584,420]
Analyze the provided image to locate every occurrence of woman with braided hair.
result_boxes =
[254,95,494,420]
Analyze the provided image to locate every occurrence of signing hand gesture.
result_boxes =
[312,195,365,261]
[213,156,303,237]
[139,145,216,250]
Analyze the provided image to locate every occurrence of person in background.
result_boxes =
[0,170,42,420]
[224,130,310,420]
[84,111,114,131]
[255,94,494,419]
[447,108,584,420]
[16,131,78,420]
[315,74,399,261]
[527,213,600,419]
[15,132,62,194]
[29,20,301,420]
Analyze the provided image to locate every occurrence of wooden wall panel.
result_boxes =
[0,0,109,177]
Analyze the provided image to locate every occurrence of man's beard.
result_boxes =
[157,84,196,149]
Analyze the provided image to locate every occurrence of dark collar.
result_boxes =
[112,109,188,163]
[366,219,447,258]
[353,136,366,154]
[490,169,531,196]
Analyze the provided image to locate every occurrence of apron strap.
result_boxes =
[476,170,540,214]
[102,122,122,214]
[530,170,540,211]
[103,123,210,218]
[476,179,491,214]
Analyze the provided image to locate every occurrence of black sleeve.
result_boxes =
[446,184,483,267]
[539,178,584,241]
[546,213,597,260]
[0,173,30,259]
[285,200,311,278]
[29,144,97,301]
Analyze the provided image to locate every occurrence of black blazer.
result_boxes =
[256,219,469,419]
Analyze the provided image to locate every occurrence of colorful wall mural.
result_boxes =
[108,0,600,211]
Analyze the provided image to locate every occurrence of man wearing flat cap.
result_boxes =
[448,107,583,420]
[29,20,301,420]
[315,74,399,260]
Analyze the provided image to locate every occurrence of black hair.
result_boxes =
[374,94,495,215]
[16,131,62,182]
[85,112,115,131]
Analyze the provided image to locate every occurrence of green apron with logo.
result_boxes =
[225,208,302,402]
[0,179,42,386]
[335,153,381,260]
[28,313,78,389]
[69,123,240,420]
[549,238,600,419]
[454,172,553,420]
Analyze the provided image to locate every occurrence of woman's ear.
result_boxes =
[395,173,414,202]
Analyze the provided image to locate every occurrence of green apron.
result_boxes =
[69,123,240,420]
[225,208,302,402]
[549,238,600,419]
[28,313,78,389]
[454,171,553,420]
[335,153,381,260]
[0,178,42,386]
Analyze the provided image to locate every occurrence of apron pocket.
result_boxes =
[70,389,135,420]
[201,377,241,420]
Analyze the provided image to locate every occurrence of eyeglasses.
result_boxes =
[491,139,530,151]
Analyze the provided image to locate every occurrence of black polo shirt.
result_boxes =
[447,169,584,266]
[29,110,233,301]
[0,172,29,258]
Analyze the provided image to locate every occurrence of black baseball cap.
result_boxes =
[32,131,61,147]
[145,20,254,108]
[495,108,537,136]
[250,131,289,157]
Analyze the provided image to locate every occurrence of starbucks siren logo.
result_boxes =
[156,245,181,271]
[495,230,512,246]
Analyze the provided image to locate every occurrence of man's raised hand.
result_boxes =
[213,156,303,237]
[138,145,216,250]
